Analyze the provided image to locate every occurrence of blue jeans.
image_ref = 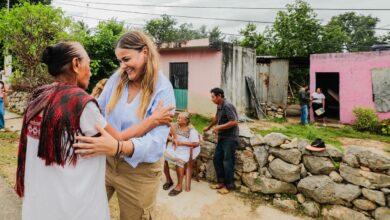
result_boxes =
[0,98,4,129]
[300,104,308,125]
[213,139,237,189]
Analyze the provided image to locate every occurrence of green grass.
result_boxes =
[0,131,19,141]
[255,124,390,150]
[269,117,287,123]
[0,131,19,186]
[191,114,211,132]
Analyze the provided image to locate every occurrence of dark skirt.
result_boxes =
[312,103,324,119]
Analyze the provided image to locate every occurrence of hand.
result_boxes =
[74,124,117,158]
[213,126,220,134]
[151,101,174,126]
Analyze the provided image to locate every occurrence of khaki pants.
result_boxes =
[106,156,162,220]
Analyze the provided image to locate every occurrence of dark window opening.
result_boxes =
[169,62,188,90]
[315,72,340,120]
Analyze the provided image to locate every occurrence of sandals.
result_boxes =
[163,182,173,190]
[217,187,230,194]
[168,188,182,196]
[209,183,224,190]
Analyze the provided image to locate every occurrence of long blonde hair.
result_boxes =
[106,31,159,118]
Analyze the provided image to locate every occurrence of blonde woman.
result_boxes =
[75,31,175,219]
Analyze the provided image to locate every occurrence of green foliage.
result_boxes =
[270,0,323,57]
[352,107,379,132]
[327,12,379,52]
[0,0,51,9]
[209,26,225,43]
[71,19,125,91]
[190,114,211,133]
[321,22,349,53]
[270,117,287,123]
[144,14,178,44]
[238,1,380,57]
[239,23,270,55]
[379,119,390,136]
[256,123,390,149]
[0,2,71,90]
[332,161,340,170]
[144,15,222,45]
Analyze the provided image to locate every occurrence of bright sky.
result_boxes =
[52,0,390,38]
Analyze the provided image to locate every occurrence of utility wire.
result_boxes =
[57,0,390,11]
[56,1,390,31]
[56,1,274,24]
[72,15,144,27]
[70,14,243,37]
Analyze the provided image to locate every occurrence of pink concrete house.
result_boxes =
[310,51,390,124]
[159,39,256,116]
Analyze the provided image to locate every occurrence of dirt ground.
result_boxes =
[1,111,387,219]
[1,111,307,220]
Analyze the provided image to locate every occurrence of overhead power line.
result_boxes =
[56,1,274,24]
[72,15,144,27]
[59,0,390,11]
[69,14,243,37]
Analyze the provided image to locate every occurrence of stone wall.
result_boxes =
[261,103,285,118]
[6,92,29,114]
[198,125,390,220]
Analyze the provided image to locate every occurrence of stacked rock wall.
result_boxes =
[197,124,390,219]
[6,92,29,114]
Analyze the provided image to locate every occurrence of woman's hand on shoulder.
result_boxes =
[74,124,117,158]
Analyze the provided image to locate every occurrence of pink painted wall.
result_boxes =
[310,51,390,124]
[159,49,222,116]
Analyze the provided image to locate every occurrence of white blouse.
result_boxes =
[22,102,110,220]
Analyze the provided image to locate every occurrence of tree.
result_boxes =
[144,15,177,45]
[176,23,207,42]
[319,23,349,53]
[0,2,70,90]
[378,32,390,43]
[270,0,323,57]
[144,15,218,45]
[239,23,270,55]
[328,12,379,52]
[0,0,51,9]
[209,26,225,43]
[72,19,125,90]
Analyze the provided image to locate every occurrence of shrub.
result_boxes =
[379,119,390,136]
[352,107,379,132]
[0,2,71,91]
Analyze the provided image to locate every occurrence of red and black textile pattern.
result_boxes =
[15,83,97,197]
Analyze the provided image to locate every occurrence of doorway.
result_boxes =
[315,72,340,120]
[170,62,188,110]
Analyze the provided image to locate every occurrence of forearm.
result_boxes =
[217,120,238,130]
[177,141,199,148]
[104,124,122,140]
[120,116,158,140]
[206,118,217,129]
